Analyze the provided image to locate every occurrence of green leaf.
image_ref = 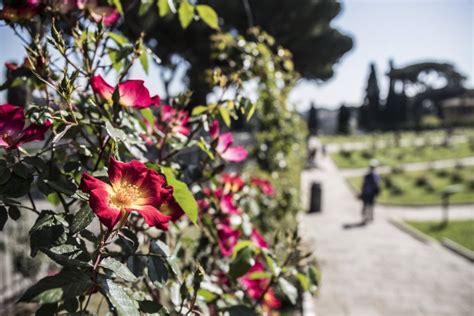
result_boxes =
[197,137,215,160]
[197,289,217,302]
[249,271,271,280]
[219,106,231,127]
[110,0,123,14]
[157,0,170,16]
[226,305,258,316]
[0,173,32,198]
[101,257,137,282]
[178,0,194,29]
[0,160,11,185]
[308,265,320,287]
[19,270,92,304]
[138,0,154,15]
[8,205,21,221]
[229,248,253,279]
[191,105,208,116]
[246,102,256,122]
[99,278,140,316]
[150,239,170,257]
[196,5,219,29]
[161,167,198,225]
[107,32,129,46]
[140,108,155,126]
[278,278,298,304]
[296,272,310,291]
[231,240,254,259]
[139,46,149,74]
[138,300,162,313]
[42,248,91,268]
[13,162,31,179]
[127,256,147,277]
[0,206,7,230]
[70,205,94,234]
[105,121,127,142]
[147,255,168,286]
[116,228,139,255]
[30,211,68,257]
[44,175,77,196]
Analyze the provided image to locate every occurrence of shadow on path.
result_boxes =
[342,220,368,229]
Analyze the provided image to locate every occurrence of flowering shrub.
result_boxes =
[0,0,318,314]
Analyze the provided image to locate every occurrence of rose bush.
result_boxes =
[0,0,318,314]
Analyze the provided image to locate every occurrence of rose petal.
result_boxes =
[89,6,120,26]
[251,229,268,250]
[91,75,114,102]
[108,158,149,189]
[80,173,110,193]
[89,187,122,229]
[210,120,219,139]
[219,194,240,215]
[118,80,154,108]
[18,120,51,146]
[0,104,25,134]
[138,168,173,205]
[130,205,171,230]
[220,146,248,162]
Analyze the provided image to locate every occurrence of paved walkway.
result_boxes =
[341,156,474,178]
[299,157,474,316]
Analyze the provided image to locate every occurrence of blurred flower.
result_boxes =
[210,120,248,162]
[157,105,190,136]
[218,192,241,215]
[251,176,275,196]
[5,62,18,72]
[86,1,120,26]
[80,158,174,230]
[222,173,245,192]
[0,104,51,150]
[239,260,281,310]
[216,218,240,256]
[250,229,268,250]
[91,75,160,109]
[0,1,39,22]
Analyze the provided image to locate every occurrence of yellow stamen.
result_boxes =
[109,182,142,210]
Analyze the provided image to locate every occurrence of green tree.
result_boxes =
[121,0,353,104]
[337,104,350,134]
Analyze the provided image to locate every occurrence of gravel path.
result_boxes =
[300,157,474,316]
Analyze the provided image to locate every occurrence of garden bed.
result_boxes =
[332,141,474,169]
[404,220,474,252]
[347,165,474,206]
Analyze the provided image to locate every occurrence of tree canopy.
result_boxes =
[121,0,353,103]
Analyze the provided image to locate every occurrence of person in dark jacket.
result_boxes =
[360,159,381,223]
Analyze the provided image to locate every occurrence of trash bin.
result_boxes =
[309,182,322,213]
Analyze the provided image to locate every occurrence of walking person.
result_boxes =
[360,159,381,223]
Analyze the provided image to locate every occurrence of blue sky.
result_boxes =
[0,0,472,111]
[290,0,473,110]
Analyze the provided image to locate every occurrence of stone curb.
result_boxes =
[388,219,436,244]
[441,238,474,263]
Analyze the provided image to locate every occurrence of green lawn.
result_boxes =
[347,165,474,206]
[405,220,474,251]
[319,127,474,145]
[332,141,474,169]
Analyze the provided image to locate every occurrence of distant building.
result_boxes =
[442,90,474,126]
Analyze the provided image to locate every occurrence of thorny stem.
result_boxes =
[93,136,110,172]
[82,227,113,314]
